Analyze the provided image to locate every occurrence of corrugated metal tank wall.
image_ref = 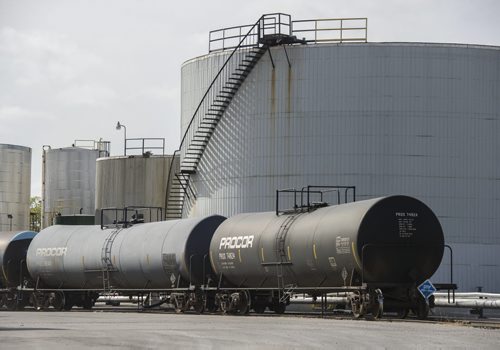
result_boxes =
[42,147,99,228]
[95,155,179,216]
[181,43,500,292]
[0,144,31,231]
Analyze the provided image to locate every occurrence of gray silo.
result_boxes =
[95,153,179,221]
[0,144,31,231]
[172,14,500,292]
[42,140,109,228]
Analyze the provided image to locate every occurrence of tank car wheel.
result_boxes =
[396,308,409,319]
[368,289,383,319]
[51,292,65,311]
[237,291,250,315]
[350,291,365,319]
[0,293,7,309]
[171,295,186,313]
[32,292,49,311]
[253,302,266,314]
[82,297,93,310]
[206,294,217,313]
[193,296,205,314]
[413,300,429,320]
[273,302,286,314]
[5,292,18,311]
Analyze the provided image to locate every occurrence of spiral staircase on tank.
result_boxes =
[165,13,305,219]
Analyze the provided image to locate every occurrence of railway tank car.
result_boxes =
[26,215,225,310]
[0,230,37,309]
[209,195,444,318]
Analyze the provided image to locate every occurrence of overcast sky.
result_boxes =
[1,0,500,196]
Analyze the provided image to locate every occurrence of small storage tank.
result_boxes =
[95,153,180,221]
[42,140,109,228]
[27,216,225,289]
[0,144,31,231]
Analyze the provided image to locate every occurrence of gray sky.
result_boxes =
[1,0,500,196]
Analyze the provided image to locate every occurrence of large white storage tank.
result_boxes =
[0,144,31,231]
[95,154,179,221]
[42,141,109,228]
[179,17,500,291]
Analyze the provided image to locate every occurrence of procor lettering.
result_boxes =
[219,235,254,250]
[36,247,67,257]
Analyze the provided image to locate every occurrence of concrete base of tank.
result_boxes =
[1,310,499,349]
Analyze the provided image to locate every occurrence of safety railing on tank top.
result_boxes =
[73,139,111,158]
[209,13,291,52]
[209,16,367,52]
[124,138,165,156]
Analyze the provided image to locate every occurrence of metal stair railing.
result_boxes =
[165,14,290,220]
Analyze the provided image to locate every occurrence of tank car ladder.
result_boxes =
[101,227,122,291]
[275,213,301,302]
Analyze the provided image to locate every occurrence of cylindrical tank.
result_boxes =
[0,230,37,288]
[210,196,444,289]
[95,154,179,219]
[42,147,101,228]
[27,216,226,290]
[0,144,31,231]
[182,42,500,292]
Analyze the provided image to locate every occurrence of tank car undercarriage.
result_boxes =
[1,284,431,320]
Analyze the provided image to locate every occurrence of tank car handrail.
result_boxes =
[275,185,356,215]
[360,243,453,301]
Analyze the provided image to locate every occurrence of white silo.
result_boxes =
[0,144,31,231]
[42,140,109,228]
[175,15,500,292]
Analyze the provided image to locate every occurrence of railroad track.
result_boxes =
[23,303,498,330]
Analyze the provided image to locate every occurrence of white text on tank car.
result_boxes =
[219,235,254,250]
[36,247,67,257]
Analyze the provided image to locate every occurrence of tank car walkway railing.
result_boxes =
[165,14,295,220]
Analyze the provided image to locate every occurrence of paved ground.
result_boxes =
[1,311,499,349]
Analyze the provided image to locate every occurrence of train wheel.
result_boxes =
[273,302,286,314]
[193,295,205,314]
[51,292,65,311]
[350,291,365,319]
[413,300,429,320]
[32,292,49,311]
[5,292,17,311]
[253,302,266,314]
[396,308,409,319]
[368,289,383,319]
[237,291,250,315]
[172,294,185,313]
[206,294,217,313]
[82,297,93,310]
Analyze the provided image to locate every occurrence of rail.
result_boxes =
[292,17,367,44]
[100,206,163,229]
[73,139,110,157]
[125,138,165,156]
[209,16,367,52]
[360,243,455,302]
[275,185,356,215]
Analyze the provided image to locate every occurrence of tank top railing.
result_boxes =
[209,16,368,53]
